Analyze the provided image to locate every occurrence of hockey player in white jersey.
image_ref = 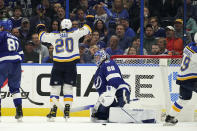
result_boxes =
[164,32,197,126]
[36,19,92,121]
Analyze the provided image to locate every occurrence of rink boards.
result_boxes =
[1,63,197,118]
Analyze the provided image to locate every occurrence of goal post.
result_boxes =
[111,55,184,121]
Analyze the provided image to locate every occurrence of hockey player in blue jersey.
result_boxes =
[164,32,197,126]
[0,21,24,121]
[91,50,131,122]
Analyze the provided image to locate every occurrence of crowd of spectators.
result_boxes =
[1,0,197,64]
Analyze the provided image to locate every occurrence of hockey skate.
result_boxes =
[15,105,23,122]
[46,105,57,122]
[163,115,178,126]
[64,104,70,121]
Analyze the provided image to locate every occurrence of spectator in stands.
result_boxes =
[160,0,182,18]
[149,16,166,37]
[51,3,62,20]
[186,17,197,35]
[123,0,134,10]
[131,36,148,55]
[71,0,95,20]
[94,3,108,23]
[17,0,40,18]
[9,6,23,28]
[115,24,132,51]
[106,35,124,56]
[143,7,150,29]
[128,0,140,32]
[150,44,161,55]
[120,17,136,39]
[81,45,99,63]
[76,8,87,28]
[143,24,157,55]
[30,4,51,32]
[156,37,168,55]
[174,19,192,46]
[0,0,12,20]
[23,41,39,63]
[81,34,92,48]
[49,20,60,33]
[90,30,106,49]
[94,20,107,41]
[79,43,87,63]
[56,7,65,22]
[41,0,54,18]
[165,26,183,55]
[100,0,129,23]
[32,33,49,62]
[72,20,79,29]
[11,27,25,51]
[42,44,54,63]
[127,47,137,55]
[176,0,197,21]
[19,18,32,43]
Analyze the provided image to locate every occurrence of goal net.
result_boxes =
[111,55,197,122]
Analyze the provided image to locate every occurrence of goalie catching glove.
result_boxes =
[36,24,46,34]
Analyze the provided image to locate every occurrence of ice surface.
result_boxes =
[0,117,197,131]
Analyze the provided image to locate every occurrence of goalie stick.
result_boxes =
[20,88,44,106]
[51,98,139,113]
[52,97,94,112]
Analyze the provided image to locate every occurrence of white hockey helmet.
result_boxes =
[194,32,197,43]
[61,19,72,30]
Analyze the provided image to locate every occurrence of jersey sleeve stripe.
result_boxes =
[18,51,24,55]
[38,31,46,41]
[83,24,92,33]
[186,46,196,53]
[106,73,121,81]
[0,55,22,62]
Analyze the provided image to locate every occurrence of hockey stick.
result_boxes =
[52,97,94,112]
[20,88,44,106]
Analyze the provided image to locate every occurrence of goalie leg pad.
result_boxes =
[109,107,156,123]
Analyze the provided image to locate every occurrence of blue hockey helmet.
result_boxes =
[94,50,109,66]
[0,19,13,31]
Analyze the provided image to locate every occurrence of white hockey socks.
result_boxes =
[50,86,61,108]
[169,98,189,117]
[63,84,73,107]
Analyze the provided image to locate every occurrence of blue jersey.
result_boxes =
[94,59,130,95]
[0,31,24,63]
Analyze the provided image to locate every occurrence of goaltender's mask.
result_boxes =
[94,50,109,66]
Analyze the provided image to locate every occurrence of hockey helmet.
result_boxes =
[94,50,109,66]
[61,19,72,30]
[194,32,197,43]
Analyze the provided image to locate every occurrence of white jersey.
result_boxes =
[177,42,197,83]
[39,25,92,62]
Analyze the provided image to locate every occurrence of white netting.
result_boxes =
[110,55,197,122]
[112,55,182,67]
